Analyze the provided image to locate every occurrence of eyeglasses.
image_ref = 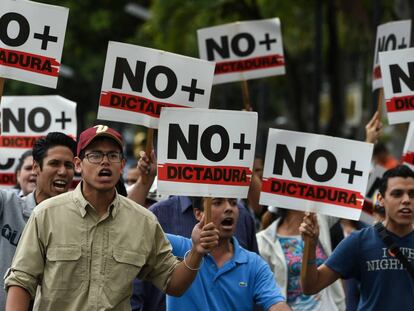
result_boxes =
[84,151,123,164]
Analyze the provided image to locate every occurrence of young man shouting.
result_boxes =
[166,197,291,311]
[5,125,219,311]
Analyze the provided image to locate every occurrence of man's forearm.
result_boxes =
[269,301,292,311]
[6,286,31,311]
[300,240,319,295]
[127,175,154,205]
[165,248,203,296]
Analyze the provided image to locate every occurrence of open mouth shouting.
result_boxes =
[98,168,112,178]
[221,217,235,230]
[52,179,69,193]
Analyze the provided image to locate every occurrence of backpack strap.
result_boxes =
[374,222,414,278]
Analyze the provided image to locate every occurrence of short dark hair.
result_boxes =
[378,165,414,196]
[194,197,237,211]
[32,132,77,169]
[190,197,203,210]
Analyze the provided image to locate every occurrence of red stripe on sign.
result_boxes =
[0,48,60,77]
[215,54,285,75]
[0,173,17,186]
[0,136,44,148]
[386,95,414,112]
[261,177,364,209]
[100,91,188,118]
[373,66,381,80]
[401,152,414,165]
[158,163,252,186]
[362,199,374,215]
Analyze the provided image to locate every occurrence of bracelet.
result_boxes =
[307,258,317,265]
[183,250,204,271]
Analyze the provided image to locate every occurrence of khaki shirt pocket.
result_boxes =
[44,245,85,295]
[105,247,146,294]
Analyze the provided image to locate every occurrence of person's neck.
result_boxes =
[34,188,49,205]
[82,186,115,217]
[211,237,234,268]
[383,219,414,237]
[277,211,303,236]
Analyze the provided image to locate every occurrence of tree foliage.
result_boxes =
[2,0,412,149]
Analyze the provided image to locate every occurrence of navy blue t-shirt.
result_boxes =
[325,226,414,311]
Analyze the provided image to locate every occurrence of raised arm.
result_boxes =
[299,213,341,295]
[127,150,157,205]
[365,111,382,144]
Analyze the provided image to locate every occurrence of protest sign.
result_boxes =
[98,41,215,129]
[198,18,285,84]
[0,0,68,88]
[379,47,414,124]
[260,129,373,220]
[157,107,257,198]
[360,164,387,224]
[402,121,414,169]
[372,20,411,91]
[0,95,77,188]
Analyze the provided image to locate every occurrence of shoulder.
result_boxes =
[350,226,376,239]
[149,196,179,213]
[32,191,73,216]
[237,241,267,265]
[0,188,22,203]
[119,195,158,222]
[166,233,192,256]
[0,189,25,216]
[256,222,274,241]
[332,226,375,255]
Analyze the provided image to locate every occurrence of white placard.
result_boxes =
[157,107,257,198]
[198,18,285,84]
[260,129,373,220]
[0,0,69,88]
[379,48,414,124]
[98,41,215,129]
[372,20,411,91]
[0,95,77,189]
[402,121,414,169]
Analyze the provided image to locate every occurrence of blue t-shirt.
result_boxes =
[166,234,285,311]
[325,226,414,311]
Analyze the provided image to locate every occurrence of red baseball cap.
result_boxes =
[77,125,123,156]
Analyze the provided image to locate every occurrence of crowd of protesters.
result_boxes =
[0,114,413,311]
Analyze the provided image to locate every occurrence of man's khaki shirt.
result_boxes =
[5,183,179,311]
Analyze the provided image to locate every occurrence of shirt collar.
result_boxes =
[231,237,248,264]
[22,191,37,217]
[73,181,120,218]
[178,196,193,213]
